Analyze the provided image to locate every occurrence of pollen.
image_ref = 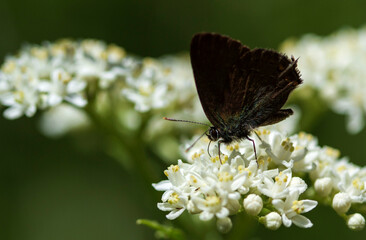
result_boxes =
[222,155,229,164]
[299,131,313,141]
[245,168,252,176]
[352,178,365,190]
[192,151,203,160]
[325,147,340,158]
[281,138,294,152]
[169,165,179,173]
[336,165,346,173]
[205,196,221,207]
[275,171,288,185]
[218,171,233,182]
[255,129,270,136]
[227,143,240,152]
[226,145,234,151]
[238,165,244,173]
[257,156,265,165]
[292,200,305,214]
[168,192,180,205]
[190,175,198,184]
[211,156,219,163]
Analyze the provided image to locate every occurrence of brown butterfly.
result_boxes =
[165,33,302,159]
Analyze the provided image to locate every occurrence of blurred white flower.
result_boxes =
[281,26,366,133]
[0,39,130,119]
[39,104,90,138]
[216,217,233,233]
[0,40,197,128]
[347,213,365,231]
[121,56,195,113]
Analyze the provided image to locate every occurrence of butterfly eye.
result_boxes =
[208,127,220,141]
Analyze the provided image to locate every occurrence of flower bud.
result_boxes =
[263,212,282,230]
[216,217,232,233]
[332,192,351,214]
[347,213,365,231]
[314,177,333,197]
[243,194,263,216]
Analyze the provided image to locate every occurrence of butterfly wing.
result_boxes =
[190,33,250,129]
[230,48,302,129]
[190,33,302,135]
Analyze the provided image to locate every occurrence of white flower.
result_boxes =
[272,191,317,228]
[121,56,195,112]
[314,177,333,197]
[0,39,130,118]
[39,68,87,107]
[288,177,307,195]
[192,193,230,221]
[38,104,90,138]
[310,146,340,180]
[216,217,233,233]
[332,192,352,214]
[256,130,310,170]
[243,194,263,216]
[281,26,366,133]
[263,212,282,230]
[154,127,364,230]
[347,213,365,231]
[258,168,292,199]
[157,190,188,220]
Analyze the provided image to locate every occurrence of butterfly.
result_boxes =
[165,33,302,160]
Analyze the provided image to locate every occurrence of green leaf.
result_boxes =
[137,219,186,240]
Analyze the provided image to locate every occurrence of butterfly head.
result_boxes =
[207,127,220,141]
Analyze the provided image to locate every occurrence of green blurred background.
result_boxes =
[1,0,366,239]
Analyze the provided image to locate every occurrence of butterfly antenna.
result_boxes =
[278,57,299,79]
[185,129,209,153]
[163,117,211,127]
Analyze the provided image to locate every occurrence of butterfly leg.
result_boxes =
[207,140,212,157]
[218,140,225,164]
[246,136,257,160]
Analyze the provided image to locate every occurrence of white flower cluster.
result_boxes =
[0,39,196,120]
[154,128,366,232]
[281,26,366,134]
[122,55,195,113]
[0,39,127,119]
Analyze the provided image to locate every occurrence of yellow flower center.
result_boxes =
[292,200,305,214]
[281,138,294,152]
[352,178,365,191]
[275,171,288,185]
[205,196,221,207]
[325,147,340,158]
[218,171,233,182]
[168,192,180,205]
